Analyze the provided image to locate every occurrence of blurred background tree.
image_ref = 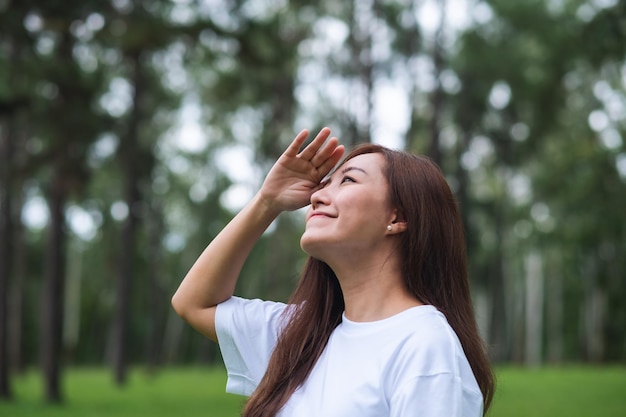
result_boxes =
[0,0,624,403]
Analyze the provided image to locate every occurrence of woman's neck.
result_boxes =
[329,253,422,322]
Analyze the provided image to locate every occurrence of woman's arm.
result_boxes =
[171,128,344,342]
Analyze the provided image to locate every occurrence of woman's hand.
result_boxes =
[173,128,343,341]
[259,127,344,213]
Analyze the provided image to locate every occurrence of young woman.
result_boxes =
[172,127,495,417]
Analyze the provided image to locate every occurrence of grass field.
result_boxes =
[0,366,624,416]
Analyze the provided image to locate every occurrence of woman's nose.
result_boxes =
[310,185,331,208]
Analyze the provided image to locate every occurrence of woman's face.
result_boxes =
[300,153,397,261]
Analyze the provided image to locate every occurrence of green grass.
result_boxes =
[0,367,245,417]
[490,366,626,417]
[0,366,624,416]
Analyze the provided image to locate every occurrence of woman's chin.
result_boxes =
[300,235,326,259]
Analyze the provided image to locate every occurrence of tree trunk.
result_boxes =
[161,309,186,364]
[524,251,543,366]
[346,0,373,144]
[41,168,69,403]
[0,118,13,400]
[488,199,508,362]
[112,52,145,385]
[427,0,446,166]
[63,239,83,362]
[146,200,165,372]
[5,126,26,375]
[546,265,563,363]
[112,179,139,385]
[581,255,605,362]
[8,191,26,373]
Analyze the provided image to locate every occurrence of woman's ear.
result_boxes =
[386,210,407,234]
[386,220,407,234]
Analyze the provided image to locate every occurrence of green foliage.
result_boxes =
[446,0,626,362]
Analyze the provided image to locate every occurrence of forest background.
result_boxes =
[0,0,625,404]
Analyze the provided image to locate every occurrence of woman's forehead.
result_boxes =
[334,153,384,176]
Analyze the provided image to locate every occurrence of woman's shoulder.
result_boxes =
[380,304,459,346]
[384,305,469,373]
[380,306,480,398]
[406,305,460,342]
[336,305,465,371]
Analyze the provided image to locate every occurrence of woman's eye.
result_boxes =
[341,176,355,184]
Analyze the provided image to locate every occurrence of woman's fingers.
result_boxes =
[295,128,344,178]
[309,136,339,166]
[297,127,332,161]
[280,127,343,182]
[284,129,311,157]
[316,144,345,177]
[261,127,344,212]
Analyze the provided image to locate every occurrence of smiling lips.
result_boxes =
[307,211,335,221]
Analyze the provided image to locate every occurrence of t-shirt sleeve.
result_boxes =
[387,312,484,417]
[390,372,483,417]
[215,296,288,396]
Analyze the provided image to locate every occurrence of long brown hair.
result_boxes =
[243,144,494,416]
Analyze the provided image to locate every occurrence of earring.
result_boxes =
[387,225,393,231]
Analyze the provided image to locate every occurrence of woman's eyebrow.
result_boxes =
[322,165,368,184]
[340,166,368,175]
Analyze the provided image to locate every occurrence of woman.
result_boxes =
[172,127,495,417]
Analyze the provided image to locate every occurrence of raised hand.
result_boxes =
[172,128,343,341]
[259,127,345,213]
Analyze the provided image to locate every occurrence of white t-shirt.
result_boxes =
[215,296,483,417]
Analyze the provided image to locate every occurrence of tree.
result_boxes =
[0,0,36,399]
[13,0,113,400]
[449,0,626,362]
[0,102,15,400]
